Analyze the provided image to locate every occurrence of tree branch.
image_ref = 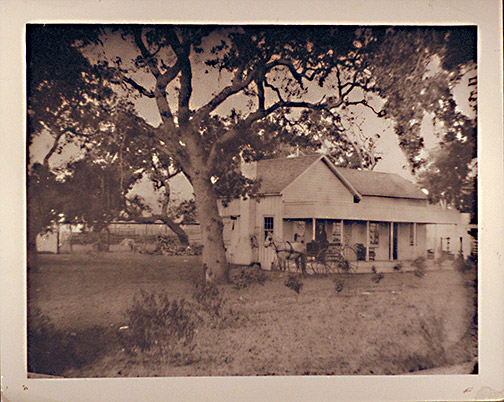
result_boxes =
[43,131,65,168]
[131,28,180,129]
[264,79,286,103]
[175,42,193,124]
[133,29,162,79]
[123,76,155,98]
[42,124,100,167]
[345,98,384,117]
[255,79,265,111]
[194,66,257,121]
[206,98,329,169]
[265,59,305,87]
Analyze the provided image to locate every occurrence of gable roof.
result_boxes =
[255,154,323,194]
[255,154,427,200]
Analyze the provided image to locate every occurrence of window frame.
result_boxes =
[264,216,274,240]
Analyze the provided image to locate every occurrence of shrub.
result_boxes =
[228,266,268,290]
[453,254,476,272]
[192,278,242,328]
[285,274,303,294]
[120,291,197,364]
[412,256,427,277]
[193,279,226,318]
[143,235,203,256]
[434,253,450,268]
[333,277,344,293]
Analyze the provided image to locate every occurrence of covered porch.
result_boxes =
[282,218,426,263]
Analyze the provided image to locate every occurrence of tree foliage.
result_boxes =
[365,27,476,170]
[27,25,113,162]
[27,25,191,250]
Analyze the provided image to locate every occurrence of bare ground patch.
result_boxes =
[27,253,477,377]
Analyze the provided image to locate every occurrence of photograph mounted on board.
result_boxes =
[26,24,478,378]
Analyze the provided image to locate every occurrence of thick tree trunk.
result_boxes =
[191,174,228,282]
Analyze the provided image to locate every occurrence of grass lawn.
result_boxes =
[27,253,477,377]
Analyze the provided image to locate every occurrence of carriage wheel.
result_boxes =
[315,245,335,273]
[321,245,358,273]
[315,248,338,274]
[308,253,324,274]
[340,245,358,273]
[324,250,343,273]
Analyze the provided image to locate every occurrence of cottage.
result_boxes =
[218,154,472,271]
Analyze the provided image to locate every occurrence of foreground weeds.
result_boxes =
[228,266,268,290]
[192,277,243,328]
[118,291,198,365]
[28,308,117,375]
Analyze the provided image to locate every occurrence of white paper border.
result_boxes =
[1,1,503,401]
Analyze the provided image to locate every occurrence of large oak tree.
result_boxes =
[93,25,394,281]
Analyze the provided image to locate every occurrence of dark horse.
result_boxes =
[264,234,306,275]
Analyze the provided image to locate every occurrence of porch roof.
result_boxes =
[333,167,427,200]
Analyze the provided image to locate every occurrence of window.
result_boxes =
[293,221,306,242]
[230,215,238,230]
[332,220,342,245]
[369,222,379,245]
[264,217,274,239]
[441,237,450,253]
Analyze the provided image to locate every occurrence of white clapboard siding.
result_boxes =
[282,160,354,204]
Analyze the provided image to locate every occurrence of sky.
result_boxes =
[29,26,477,213]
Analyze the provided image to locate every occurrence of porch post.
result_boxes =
[312,218,316,241]
[366,220,370,262]
[413,222,417,258]
[341,220,344,245]
[389,222,393,261]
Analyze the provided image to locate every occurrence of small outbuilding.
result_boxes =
[218,154,472,271]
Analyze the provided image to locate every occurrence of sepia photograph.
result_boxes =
[1,1,503,401]
[26,23,478,378]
